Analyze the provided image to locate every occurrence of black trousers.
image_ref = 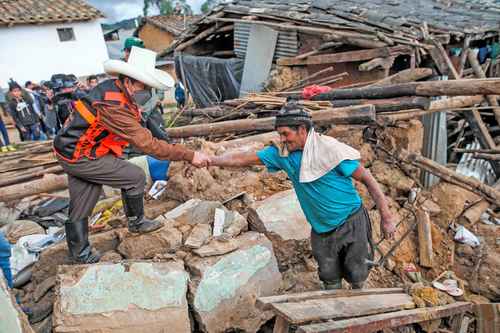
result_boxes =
[311,206,373,285]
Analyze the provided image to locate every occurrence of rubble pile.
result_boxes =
[0,118,498,332]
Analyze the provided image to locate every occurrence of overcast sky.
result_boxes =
[87,0,205,23]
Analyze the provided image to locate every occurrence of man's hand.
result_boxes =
[20,127,27,133]
[381,212,396,240]
[191,151,210,168]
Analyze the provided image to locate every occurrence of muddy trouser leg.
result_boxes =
[342,207,373,289]
[59,155,146,218]
[59,155,146,262]
[311,228,343,289]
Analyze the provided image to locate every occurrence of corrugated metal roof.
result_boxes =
[234,22,298,60]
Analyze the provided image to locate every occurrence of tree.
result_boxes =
[200,0,217,14]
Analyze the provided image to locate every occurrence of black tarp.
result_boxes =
[175,54,243,108]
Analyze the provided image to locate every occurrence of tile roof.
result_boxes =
[142,15,200,36]
[0,0,104,27]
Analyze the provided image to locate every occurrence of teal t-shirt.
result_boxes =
[257,146,362,233]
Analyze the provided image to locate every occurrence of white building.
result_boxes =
[0,0,109,88]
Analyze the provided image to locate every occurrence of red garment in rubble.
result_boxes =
[302,85,332,100]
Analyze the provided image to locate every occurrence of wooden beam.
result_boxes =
[277,46,411,66]
[458,35,471,77]
[397,150,500,205]
[256,288,404,311]
[467,49,500,127]
[0,173,68,202]
[368,68,434,87]
[312,79,500,100]
[297,302,472,333]
[166,105,376,138]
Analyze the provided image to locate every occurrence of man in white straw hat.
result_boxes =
[53,47,210,264]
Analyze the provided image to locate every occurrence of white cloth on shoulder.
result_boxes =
[299,128,361,183]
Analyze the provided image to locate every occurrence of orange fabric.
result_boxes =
[104,91,127,106]
[74,100,96,124]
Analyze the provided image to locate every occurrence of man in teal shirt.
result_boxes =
[210,103,395,289]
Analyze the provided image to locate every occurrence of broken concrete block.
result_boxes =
[53,261,191,333]
[185,223,212,249]
[193,239,239,257]
[223,211,248,237]
[117,227,182,259]
[1,220,45,244]
[32,228,123,285]
[0,274,34,333]
[158,199,224,227]
[100,250,123,262]
[186,232,282,333]
[248,189,311,270]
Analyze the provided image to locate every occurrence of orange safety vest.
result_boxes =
[53,80,140,162]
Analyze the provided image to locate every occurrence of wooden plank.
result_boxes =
[298,302,472,333]
[270,294,414,325]
[416,209,433,268]
[475,303,500,333]
[273,316,290,333]
[277,46,410,66]
[256,288,404,311]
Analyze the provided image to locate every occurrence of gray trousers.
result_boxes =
[57,155,146,222]
[311,206,373,286]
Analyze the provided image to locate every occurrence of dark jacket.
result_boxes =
[8,95,39,128]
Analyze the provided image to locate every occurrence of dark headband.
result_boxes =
[275,102,312,129]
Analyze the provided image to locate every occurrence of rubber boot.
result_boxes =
[351,281,365,289]
[64,219,100,264]
[122,192,163,233]
[323,280,342,290]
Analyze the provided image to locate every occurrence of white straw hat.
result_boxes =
[103,46,174,89]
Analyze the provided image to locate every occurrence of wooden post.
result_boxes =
[458,35,471,77]
[0,174,68,202]
[467,49,500,127]
[416,209,433,268]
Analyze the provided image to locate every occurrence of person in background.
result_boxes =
[0,231,13,288]
[40,84,58,137]
[8,80,41,141]
[25,81,48,139]
[87,75,99,91]
[122,37,169,158]
[0,94,15,152]
[175,82,186,109]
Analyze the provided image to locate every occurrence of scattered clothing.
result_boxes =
[302,85,332,100]
[175,83,186,109]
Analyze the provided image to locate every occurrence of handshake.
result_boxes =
[191,151,213,168]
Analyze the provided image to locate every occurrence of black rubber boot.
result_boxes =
[323,280,342,290]
[64,219,100,264]
[122,192,163,234]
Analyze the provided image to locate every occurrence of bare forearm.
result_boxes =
[210,151,262,167]
[361,171,391,217]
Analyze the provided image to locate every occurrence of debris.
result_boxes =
[117,227,182,259]
[454,225,480,248]
[1,220,45,244]
[0,275,34,333]
[186,232,282,333]
[53,261,191,333]
[184,224,211,249]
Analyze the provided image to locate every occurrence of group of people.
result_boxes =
[0,73,101,152]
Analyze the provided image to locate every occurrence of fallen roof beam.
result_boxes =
[277,46,411,66]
